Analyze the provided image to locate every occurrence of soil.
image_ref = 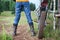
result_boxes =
[0,23,43,40]
[0,16,45,40]
[13,25,40,40]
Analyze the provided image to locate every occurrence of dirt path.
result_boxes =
[0,16,45,40]
[0,23,45,40]
[13,24,54,40]
[13,25,40,40]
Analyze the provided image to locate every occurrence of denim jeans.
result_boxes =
[13,2,33,25]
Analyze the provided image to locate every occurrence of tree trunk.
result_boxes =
[38,11,47,39]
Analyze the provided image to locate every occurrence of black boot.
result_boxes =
[29,23,36,36]
[30,25,36,36]
[13,24,17,36]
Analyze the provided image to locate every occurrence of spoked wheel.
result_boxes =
[38,10,47,39]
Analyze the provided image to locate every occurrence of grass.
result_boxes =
[0,25,12,40]
[0,11,60,40]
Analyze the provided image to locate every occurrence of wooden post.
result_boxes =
[57,0,60,29]
[38,0,48,39]
[58,0,60,13]
[54,0,60,29]
[53,0,56,30]
[38,11,47,39]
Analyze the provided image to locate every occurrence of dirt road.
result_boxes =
[13,25,40,40]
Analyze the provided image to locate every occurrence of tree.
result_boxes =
[0,0,3,15]
[30,3,36,11]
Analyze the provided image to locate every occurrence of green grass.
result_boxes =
[0,11,60,40]
[0,25,12,40]
[0,11,14,16]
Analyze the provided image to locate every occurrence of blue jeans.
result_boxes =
[13,2,33,25]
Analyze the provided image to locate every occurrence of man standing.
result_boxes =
[13,0,36,36]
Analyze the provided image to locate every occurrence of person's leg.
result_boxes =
[13,2,22,35]
[23,2,36,36]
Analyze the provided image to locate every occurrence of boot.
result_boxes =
[29,25,36,36]
[13,24,17,36]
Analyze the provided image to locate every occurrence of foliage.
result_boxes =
[30,3,36,11]
[0,0,3,14]
[48,0,58,10]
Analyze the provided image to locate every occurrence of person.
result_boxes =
[13,0,36,36]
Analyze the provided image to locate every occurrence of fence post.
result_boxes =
[38,10,47,39]
[38,0,48,39]
[57,0,60,29]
